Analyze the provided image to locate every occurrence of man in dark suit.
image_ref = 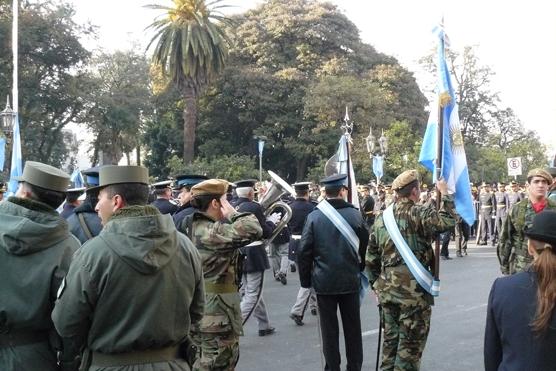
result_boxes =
[298,174,368,371]
[150,180,178,215]
[67,167,103,243]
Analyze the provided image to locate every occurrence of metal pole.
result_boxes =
[12,0,18,114]
[434,104,444,281]
[259,151,262,182]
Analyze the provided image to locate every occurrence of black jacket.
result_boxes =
[173,202,196,228]
[289,198,316,235]
[298,198,368,294]
[235,197,274,272]
[150,198,178,215]
[67,198,103,244]
[484,270,556,371]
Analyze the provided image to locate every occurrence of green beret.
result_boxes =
[527,168,553,184]
[15,161,70,192]
[392,170,419,191]
[191,179,228,197]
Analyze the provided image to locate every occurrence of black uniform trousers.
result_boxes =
[317,292,363,371]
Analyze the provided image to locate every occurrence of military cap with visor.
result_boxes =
[82,166,101,187]
[234,179,257,188]
[173,174,208,190]
[526,168,553,184]
[392,169,419,191]
[191,179,229,197]
[524,210,556,247]
[15,161,70,192]
[89,165,149,191]
[293,181,311,192]
[152,180,173,190]
[320,174,348,188]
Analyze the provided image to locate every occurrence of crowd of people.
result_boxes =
[0,160,555,371]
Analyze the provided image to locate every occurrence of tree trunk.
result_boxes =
[125,152,131,165]
[296,156,308,181]
[136,144,141,166]
[182,88,198,164]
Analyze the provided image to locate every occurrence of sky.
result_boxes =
[70,0,556,159]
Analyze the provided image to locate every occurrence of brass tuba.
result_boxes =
[258,171,294,245]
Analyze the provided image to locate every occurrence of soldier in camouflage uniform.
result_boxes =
[493,182,509,245]
[497,168,556,275]
[366,170,456,371]
[506,180,523,211]
[179,179,262,371]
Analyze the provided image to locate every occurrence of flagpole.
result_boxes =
[434,104,444,281]
[346,135,353,204]
[12,0,18,113]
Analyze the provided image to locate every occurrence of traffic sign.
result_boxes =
[507,157,522,176]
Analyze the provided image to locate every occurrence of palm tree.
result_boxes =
[146,0,231,164]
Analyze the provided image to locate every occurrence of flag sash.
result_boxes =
[316,199,369,303]
[383,204,440,296]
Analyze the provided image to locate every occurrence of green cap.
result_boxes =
[94,165,149,190]
[14,161,70,192]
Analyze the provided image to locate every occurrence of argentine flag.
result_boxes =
[419,24,475,226]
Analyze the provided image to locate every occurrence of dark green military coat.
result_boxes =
[497,198,556,274]
[0,197,80,371]
[366,195,456,306]
[52,206,204,371]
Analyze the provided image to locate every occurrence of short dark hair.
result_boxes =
[24,182,66,209]
[102,183,149,206]
[396,180,419,198]
[295,189,309,198]
[191,194,220,211]
[66,192,81,203]
[325,186,344,198]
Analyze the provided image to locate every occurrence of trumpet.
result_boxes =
[258,171,294,245]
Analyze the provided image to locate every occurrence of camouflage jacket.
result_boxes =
[181,210,262,336]
[497,197,556,275]
[366,195,456,307]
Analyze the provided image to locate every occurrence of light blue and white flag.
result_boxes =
[70,168,84,188]
[0,137,5,171]
[8,114,23,195]
[372,155,384,181]
[419,24,475,226]
[337,135,360,209]
[258,139,265,156]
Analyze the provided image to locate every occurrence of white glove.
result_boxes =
[267,212,281,224]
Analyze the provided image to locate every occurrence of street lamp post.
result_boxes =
[365,126,388,186]
[254,135,267,182]
[1,96,16,179]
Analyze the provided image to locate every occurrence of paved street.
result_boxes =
[237,242,500,371]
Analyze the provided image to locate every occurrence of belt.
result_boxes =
[497,205,506,207]
[0,330,49,348]
[291,235,302,240]
[481,206,492,209]
[91,346,179,367]
[205,281,237,294]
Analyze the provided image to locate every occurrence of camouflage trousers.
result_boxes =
[192,331,239,371]
[380,303,431,371]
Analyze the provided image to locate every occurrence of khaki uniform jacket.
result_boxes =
[52,206,204,370]
[0,197,79,371]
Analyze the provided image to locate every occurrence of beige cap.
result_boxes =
[14,161,70,192]
[93,165,149,190]
[191,179,228,197]
[392,170,419,191]
[527,168,553,184]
